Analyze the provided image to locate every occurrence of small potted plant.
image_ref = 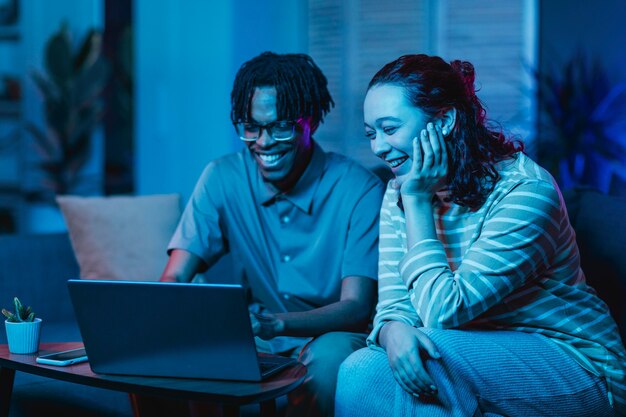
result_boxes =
[2,297,42,354]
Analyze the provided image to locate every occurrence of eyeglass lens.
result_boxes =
[236,121,295,141]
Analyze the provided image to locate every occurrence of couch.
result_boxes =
[0,187,624,416]
[562,188,626,341]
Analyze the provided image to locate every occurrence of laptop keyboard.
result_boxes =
[258,355,296,377]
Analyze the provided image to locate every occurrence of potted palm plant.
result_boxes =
[24,21,110,203]
[2,297,41,354]
[535,52,626,192]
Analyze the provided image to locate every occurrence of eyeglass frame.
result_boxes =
[233,118,303,142]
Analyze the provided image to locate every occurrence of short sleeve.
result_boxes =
[341,175,385,280]
[168,162,227,267]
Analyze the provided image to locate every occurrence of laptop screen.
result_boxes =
[68,280,268,381]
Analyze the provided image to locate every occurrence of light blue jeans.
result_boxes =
[336,329,615,417]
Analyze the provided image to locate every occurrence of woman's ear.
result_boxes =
[439,108,457,137]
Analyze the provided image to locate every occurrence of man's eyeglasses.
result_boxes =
[234,120,298,142]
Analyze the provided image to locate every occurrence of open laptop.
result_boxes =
[67,279,296,381]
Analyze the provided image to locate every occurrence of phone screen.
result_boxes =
[38,347,86,361]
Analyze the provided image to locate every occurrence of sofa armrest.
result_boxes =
[563,188,626,342]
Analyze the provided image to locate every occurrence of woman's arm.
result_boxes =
[402,180,561,328]
[367,188,423,347]
[398,123,562,328]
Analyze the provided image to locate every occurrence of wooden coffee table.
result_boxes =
[0,342,306,417]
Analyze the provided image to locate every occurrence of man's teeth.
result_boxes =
[388,157,408,168]
[258,153,283,163]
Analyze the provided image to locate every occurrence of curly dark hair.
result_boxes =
[230,51,334,134]
[368,54,523,208]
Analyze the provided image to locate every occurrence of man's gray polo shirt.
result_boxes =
[168,142,384,316]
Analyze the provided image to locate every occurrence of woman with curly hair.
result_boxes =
[335,54,626,417]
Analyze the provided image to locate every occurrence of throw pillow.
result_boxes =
[56,194,181,281]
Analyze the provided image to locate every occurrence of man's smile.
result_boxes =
[253,149,290,168]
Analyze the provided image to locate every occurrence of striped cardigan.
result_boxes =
[367,152,626,414]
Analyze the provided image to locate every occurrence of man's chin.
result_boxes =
[254,156,294,184]
[259,168,289,184]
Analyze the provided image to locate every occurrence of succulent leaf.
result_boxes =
[2,308,16,322]
[2,298,36,322]
[13,297,23,321]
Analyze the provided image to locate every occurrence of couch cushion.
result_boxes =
[563,188,626,341]
[57,194,181,281]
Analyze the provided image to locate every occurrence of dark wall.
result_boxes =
[103,0,133,195]
[539,0,626,85]
[538,0,626,193]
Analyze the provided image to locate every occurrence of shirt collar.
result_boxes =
[253,141,326,213]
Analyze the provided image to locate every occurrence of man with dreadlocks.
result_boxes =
[160,52,385,416]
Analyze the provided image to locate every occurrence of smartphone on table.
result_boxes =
[36,347,88,366]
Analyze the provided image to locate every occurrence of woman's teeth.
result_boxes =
[388,156,408,168]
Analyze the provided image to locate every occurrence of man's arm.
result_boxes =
[160,249,206,283]
[255,275,377,338]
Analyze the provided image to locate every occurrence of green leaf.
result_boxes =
[1,308,16,322]
[45,23,73,89]
[30,70,58,101]
[13,297,23,321]
[23,121,57,159]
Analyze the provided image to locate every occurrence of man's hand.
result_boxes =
[250,312,285,340]
[380,321,440,398]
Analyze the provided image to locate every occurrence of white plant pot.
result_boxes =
[5,318,42,354]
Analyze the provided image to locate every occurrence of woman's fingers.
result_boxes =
[392,350,437,398]
[414,330,440,394]
[400,124,448,196]
[420,127,433,170]
[427,122,450,171]
[404,351,433,393]
[435,124,448,176]
[394,362,423,395]
[415,329,441,359]
[412,136,422,174]
[382,324,443,400]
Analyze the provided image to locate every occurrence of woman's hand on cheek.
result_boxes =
[399,122,448,198]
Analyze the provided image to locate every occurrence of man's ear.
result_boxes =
[300,116,315,136]
[438,108,457,137]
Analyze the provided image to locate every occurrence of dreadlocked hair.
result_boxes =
[368,54,523,209]
[231,51,334,133]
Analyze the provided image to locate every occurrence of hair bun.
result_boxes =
[450,60,476,97]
